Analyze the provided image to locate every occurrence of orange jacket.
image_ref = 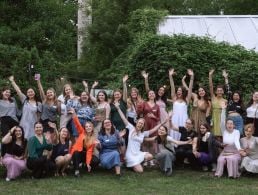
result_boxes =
[70,115,95,165]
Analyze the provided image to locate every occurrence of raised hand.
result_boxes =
[82,80,88,88]
[141,70,148,79]
[122,75,128,83]
[48,122,57,130]
[92,81,99,89]
[8,75,14,82]
[114,102,120,109]
[169,68,176,76]
[209,69,215,76]
[119,129,127,138]
[220,101,227,109]
[187,69,194,76]
[222,70,228,78]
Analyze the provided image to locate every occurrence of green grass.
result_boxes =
[0,167,258,195]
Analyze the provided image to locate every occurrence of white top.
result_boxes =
[246,104,258,118]
[58,95,67,115]
[171,101,188,127]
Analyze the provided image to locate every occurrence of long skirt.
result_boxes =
[215,153,241,178]
[2,153,26,179]
[241,156,258,173]
[155,151,175,173]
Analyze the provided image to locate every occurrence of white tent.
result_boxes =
[158,15,258,52]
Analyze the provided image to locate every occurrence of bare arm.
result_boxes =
[148,118,169,135]
[8,76,24,101]
[114,102,129,126]
[122,75,128,102]
[181,75,189,90]
[105,103,111,119]
[206,101,211,117]
[37,78,46,102]
[186,69,194,104]
[90,81,98,103]
[141,70,150,94]
[209,69,215,98]
[168,69,176,100]
[2,126,15,144]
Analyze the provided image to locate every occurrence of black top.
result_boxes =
[199,139,209,153]
[5,140,27,157]
[179,127,197,141]
[227,101,244,115]
[51,140,69,160]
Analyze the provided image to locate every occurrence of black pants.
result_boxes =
[72,151,99,171]
[0,116,19,156]
[27,157,56,178]
[175,146,196,168]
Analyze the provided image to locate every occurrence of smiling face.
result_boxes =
[216,87,224,97]
[158,126,168,136]
[199,124,208,135]
[34,123,43,136]
[27,88,35,100]
[46,89,55,100]
[130,88,138,99]
[177,87,183,98]
[244,126,253,138]
[60,128,69,139]
[103,119,112,130]
[185,119,193,130]
[14,127,23,139]
[158,87,165,97]
[113,91,122,101]
[226,119,234,132]
[97,91,106,102]
[64,85,72,96]
[85,122,94,135]
[198,87,206,97]
[232,92,240,102]
[253,92,258,103]
[2,89,11,100]
[136,118,145,132]
[80,91,89,103]
[148,90,156,100]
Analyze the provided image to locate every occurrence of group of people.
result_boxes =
[0,69,257,181]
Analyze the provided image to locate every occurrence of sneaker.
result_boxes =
[211,163,217,172]
[143,161,148,167]
[74,170,80,177]
[183,158,190,164]
[165,168,172,176]
[149,160,155,167]
[5,177,10,182]
[202,166,208,171]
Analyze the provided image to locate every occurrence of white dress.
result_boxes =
[171,101,188,127]
[240,136,258,173]
[125,123,149,167]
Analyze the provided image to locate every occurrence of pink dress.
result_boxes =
[156,99,169,127]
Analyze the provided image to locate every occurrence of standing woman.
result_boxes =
[214,103,242,178]
[27,122,55,179]
[240,124,258,174]
[245,91,258,136]
[169,69,194,128]
[141,71,170,127]
[98,119,125,176]
[209,69,227,137]
[2,126,27,181]
[36,76,60,134]
[9,76,41,140]
[70,108,99,177]
[223,70,245,135]
[0,86,19,156]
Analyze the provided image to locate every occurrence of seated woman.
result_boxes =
[192,123,221,171]
[27,122,56,179]
[51,124,72,176]
[114,102,168,173]
[2,126,27,181]
[98,119,125,176]
[70,108,99,177]
[240,124,258,174]
[214,103,242,178]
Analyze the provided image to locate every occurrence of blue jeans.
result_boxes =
[228,115,244,135]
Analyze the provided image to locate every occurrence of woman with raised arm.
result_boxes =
[27,122,55,179]
[209,69,227,137]
[214,103,242,178]
[69,108,99,177]
[98,119,125,177]
[169,69,194,128]
[36,76,60,134]
[137,89,160,166]
[245,91,258,136]
[50,123,72,177]
[114,102,166,173]
[240,124,258,174]
[0,86,20,156]
[9,76,41,140]
[142,71,170,127]
[2,126,27,181]
[223,70,245,135]
[182,75,211,132]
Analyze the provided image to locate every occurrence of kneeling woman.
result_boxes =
[214,103,242,178]
[27,122,55,179]
[51,124,72,176]
[114,102,167,173]
[98,118,125,176]
[240,124,258,174]
[70,109,99,177]
[2,126,27,181]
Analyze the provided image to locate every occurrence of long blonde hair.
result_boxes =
[83,122,96,148]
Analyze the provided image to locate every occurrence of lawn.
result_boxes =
[0,167,258,195]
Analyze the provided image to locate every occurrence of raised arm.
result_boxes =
[8,75,25,101]
[122,75,128,102]
[220,102,227,134]
[181,75,189,91]
[148,118,169,135]
[2,126,15,144]
[114,102,129,126]
[186,69,194,104]
[36,77,46,102]
[168,68,176,100]
[209,69,215,98]
[141,70,150,94]
[90,81,98,103]
[222,70,231,102]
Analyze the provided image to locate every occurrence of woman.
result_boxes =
[98,119,125,176]
[192,123,221,171]
[0,86,19,156]
[141,71,170,127]
[214,103,242,178]
[209,69,227,137]
[27,122,55,179]
[67,91,95,138]
[70,108,99,177]
[137,90,160,165]
[37,76,60,133]
[245,91,258,136]
[51,124,72,176]
[223,70,245,135]
[240,124,258,173]
[9,75,41,139]
[169,69,194,128]
[115,102,167,173]
[2,126,27,181]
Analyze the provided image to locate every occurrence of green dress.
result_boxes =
[28,136,52,159]
[211,97,224,136]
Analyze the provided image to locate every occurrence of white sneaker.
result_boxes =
[202,166,208,171]
[5,177,10,182]
[212,163,217,172]
[143,161,148,167]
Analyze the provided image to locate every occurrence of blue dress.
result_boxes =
[98,131,122,169]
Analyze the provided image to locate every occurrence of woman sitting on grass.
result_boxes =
[70,108,99,177]
[2,126,27,181]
